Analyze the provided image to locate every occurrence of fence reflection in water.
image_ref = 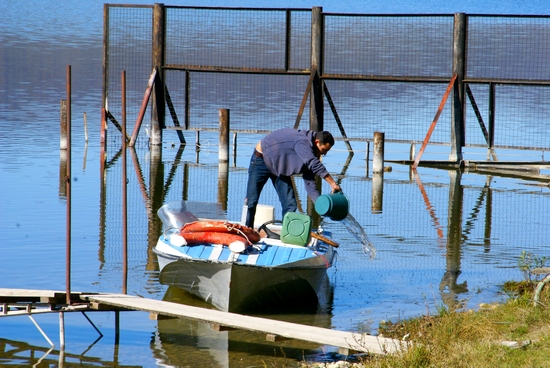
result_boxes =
[98,133,550,331]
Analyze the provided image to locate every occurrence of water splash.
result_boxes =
[341,213,376,259]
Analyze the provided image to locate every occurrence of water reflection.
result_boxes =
[151,285,334,367]
[439,170,469,309]
[92,137,550,336]
[0,338,127,368]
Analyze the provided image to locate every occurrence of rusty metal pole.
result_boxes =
[151,3,165,145]
[450,12,466,162]
[310,6,323,131]
[65,65,72,305]
[365,141,370,178]
[102,4,109,116]
[59,100,68,197]
[100,108,107,174]
[488,82,495,149]
[122,71,128,295]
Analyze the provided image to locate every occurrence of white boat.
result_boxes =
[153,201,337,313]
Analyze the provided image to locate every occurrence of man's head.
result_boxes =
[314,131,334,157]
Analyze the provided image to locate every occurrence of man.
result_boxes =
[245,127,341,228]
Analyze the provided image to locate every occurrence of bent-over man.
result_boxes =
[244,128,341,228]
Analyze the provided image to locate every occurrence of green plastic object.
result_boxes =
[281,212,312,246]
[314,192,349,221]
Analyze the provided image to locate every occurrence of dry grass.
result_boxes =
[352,281,550,367]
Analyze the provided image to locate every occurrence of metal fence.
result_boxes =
[103,5,550,159]
[97,6,550,321]
[98,140,550,308]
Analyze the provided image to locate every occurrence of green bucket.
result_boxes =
[314,192,349,221]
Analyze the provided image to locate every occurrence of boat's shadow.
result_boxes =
[152,281,335,367]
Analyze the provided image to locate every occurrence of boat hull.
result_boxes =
[154,233,335,313]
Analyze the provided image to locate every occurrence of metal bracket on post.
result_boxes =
[294,66,316,129]
[412,74,457,169]
[130,68,157,147]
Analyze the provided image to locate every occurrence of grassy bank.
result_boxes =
[349,280,550,367]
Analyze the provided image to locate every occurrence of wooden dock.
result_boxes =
[0,288,402,355]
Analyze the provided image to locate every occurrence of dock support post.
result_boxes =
[115,311,120,346]
[372,132,384,213]
[372,173,383,213]
[218,109,230,210]
[310,6,323,131]
[59,311,65,350]
[219,109,230,164]
[373,132,385,174]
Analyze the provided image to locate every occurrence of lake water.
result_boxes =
[2,1,550,367]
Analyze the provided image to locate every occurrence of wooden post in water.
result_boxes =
[218,109,230,210]
[310,7,323,131]
[372,132,384,213]
[151,3,165,146]
[372,132,385,174]
[450,12,466,162]
[219,109,230,164]
[372,172,383,213]
[83,112,88,143]
[60,100,67,150]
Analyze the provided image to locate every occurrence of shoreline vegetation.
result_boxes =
[305,252,550,367]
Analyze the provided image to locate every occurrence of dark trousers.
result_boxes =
[245,153,297,228]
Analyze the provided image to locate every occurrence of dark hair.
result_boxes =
[316,131,334,146]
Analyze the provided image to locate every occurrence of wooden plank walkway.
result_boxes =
[0,289,93,317]
[80,293,401,355]
[0,289,403,355]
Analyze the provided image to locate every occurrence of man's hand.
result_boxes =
[331,183,342,194]
[324,174,341,193]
